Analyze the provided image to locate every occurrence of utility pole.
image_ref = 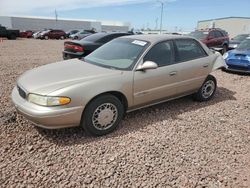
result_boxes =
[155,18,158,30]
[157,1,164,34]
[55,9,58,29]
[55,9,58,21]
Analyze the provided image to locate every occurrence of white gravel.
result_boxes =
[0,39,250,187]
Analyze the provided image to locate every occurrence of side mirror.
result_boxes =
[136,61,158,71]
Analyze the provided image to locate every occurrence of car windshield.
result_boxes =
[84,38,148,70]
[237,39,250,50]
[188,31,208,40]
[233,35,249,42]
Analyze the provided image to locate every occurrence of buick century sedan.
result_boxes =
[12,35,226,136]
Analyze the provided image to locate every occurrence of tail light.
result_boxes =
[64,44,84,52]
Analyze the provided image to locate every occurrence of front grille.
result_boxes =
[17,86,27,99]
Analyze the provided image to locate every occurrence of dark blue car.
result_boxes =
[223,38,250,73]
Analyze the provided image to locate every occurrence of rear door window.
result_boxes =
[174,39,207,62]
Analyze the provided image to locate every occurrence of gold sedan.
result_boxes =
[12,35,226,136]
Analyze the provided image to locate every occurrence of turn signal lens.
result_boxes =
[59,97,71,105]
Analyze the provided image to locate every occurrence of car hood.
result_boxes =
[17,59,121,95]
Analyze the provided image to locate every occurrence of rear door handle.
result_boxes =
[169,71,177,76]
[203,64,209,68]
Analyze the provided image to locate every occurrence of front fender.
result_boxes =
[212,51,228,71]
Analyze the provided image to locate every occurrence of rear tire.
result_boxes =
[193,75,217,102]
[60,36,65,40]
[81,94,124,136]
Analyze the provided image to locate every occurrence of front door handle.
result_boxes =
[203,64,209,68]
[169,71,177,76]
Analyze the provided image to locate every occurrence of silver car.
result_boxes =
[70,30,92,40]
[12,35,226,136]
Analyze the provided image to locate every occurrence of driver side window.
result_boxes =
[144,41,173,67]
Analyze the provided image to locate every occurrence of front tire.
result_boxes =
[193,75,217,102]
[81,94,124,136]
[45,36,49,40]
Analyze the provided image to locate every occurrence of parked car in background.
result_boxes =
[63,32,132,59]
[66,30,79,38]
[36,30,50,39]
[223,37,250,73]
[0,25,20,40]
[12,35,226,136]
[69,30,96,40]
[33,31,42,39]
[39,29,66,40]
[228,34,250,50]
[20,30,33,38]
[188,28,229,54]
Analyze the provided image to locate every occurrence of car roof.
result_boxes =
[121,34,194,44]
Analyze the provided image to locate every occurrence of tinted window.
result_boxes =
[175,39,207,62]
[97,33,130,43]
[82,33,108,42]
[144,41,173,67]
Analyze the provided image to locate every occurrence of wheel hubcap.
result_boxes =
[92,103,118,130]
[202,80,215,99]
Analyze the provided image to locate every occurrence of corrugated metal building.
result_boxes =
[0,16,130,32]
[197,17,250,38]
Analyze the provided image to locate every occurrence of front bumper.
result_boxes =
[11,86,84,129]
[225,59,250,73]
[224,67,250,74]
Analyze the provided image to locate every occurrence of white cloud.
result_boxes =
[0,0,176,16]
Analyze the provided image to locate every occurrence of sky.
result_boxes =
[0,0,250,32]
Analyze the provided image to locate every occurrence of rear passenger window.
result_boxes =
[175,39,207,62]
[144,41,173,67]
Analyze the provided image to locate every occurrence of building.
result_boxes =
[197,17,250,38]
[0,16,130,32]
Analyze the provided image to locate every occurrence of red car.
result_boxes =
[39,29,66,40]
[20,30,33,38]
[189,28,229,54]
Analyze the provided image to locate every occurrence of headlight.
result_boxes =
[233,44,238,48]
[223,52,229,60]
[28,94,71,106]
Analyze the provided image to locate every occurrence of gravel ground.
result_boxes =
[0,39,250,188]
